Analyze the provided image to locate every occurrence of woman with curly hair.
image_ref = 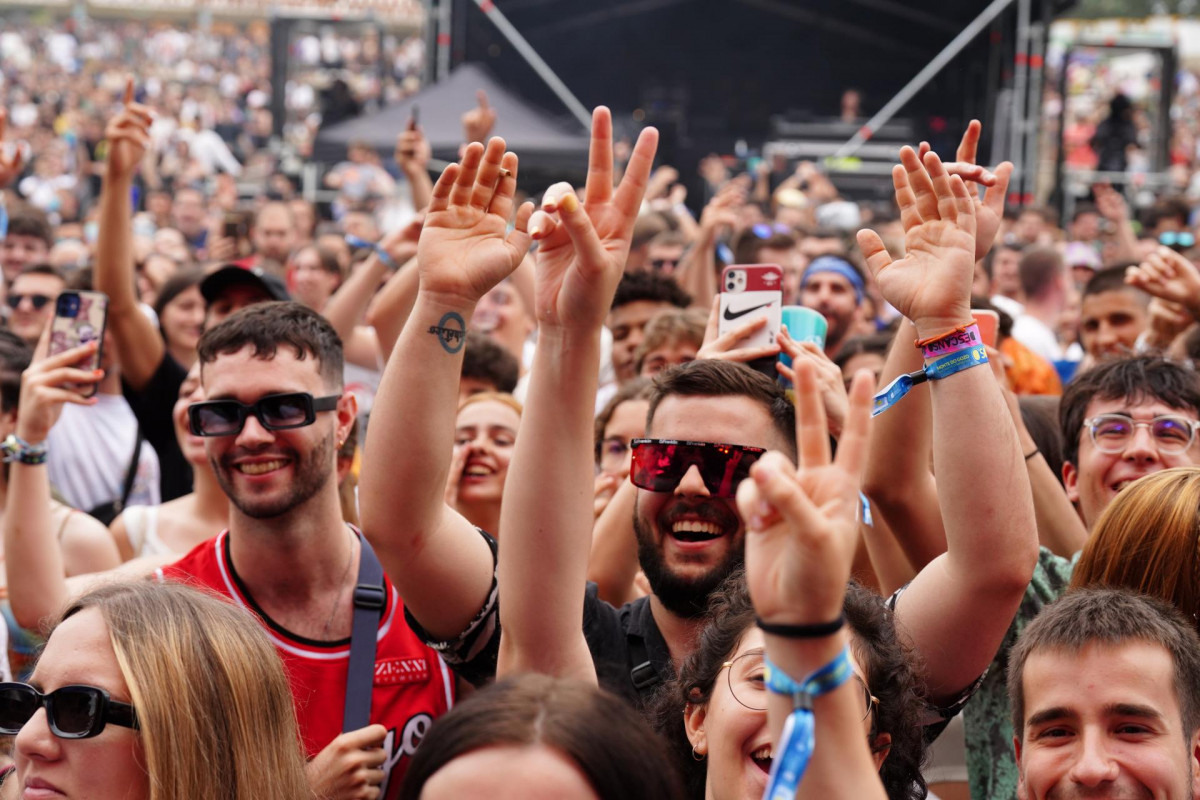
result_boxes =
[652,575,929,800]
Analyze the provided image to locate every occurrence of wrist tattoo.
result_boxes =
[428,312,466,354]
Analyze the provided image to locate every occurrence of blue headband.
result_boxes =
[802,256,864,303]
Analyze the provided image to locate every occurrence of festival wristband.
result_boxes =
[871,344,988,417]
[757,614,845,638]
[763,647,854,800]
[918,323,983,360]
[344,235,396,269]
[2,434,46,465]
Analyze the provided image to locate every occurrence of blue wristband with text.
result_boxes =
[763,646,854,800]
[871,344,988,417]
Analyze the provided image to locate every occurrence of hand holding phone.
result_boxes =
[16,339,103,446]
[719,264,783,378]
[48,291,109,398]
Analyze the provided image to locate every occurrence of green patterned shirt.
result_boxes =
[963,547,1077,800]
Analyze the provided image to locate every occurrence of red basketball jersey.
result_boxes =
[160,530,453,798]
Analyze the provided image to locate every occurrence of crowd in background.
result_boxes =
[0,10,1196,800]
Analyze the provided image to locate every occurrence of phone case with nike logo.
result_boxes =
[718,264,783,351]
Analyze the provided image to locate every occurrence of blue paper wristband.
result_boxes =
[762,647,854,800]
[871,344,988,417]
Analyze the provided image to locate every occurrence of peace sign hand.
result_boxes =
[526,107,659,332]
[736,361,875,625]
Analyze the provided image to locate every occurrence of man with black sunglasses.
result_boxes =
[160,301,453,799]
[7,264,64,346]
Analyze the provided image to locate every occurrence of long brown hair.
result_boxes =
[56,581,312,800]
[1072,466,1200,623]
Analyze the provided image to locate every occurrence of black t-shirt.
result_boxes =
[123,354,192,502]
[406,529,675,711]
[582,585,674,709]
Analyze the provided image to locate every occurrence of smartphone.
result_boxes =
[971,309,999,349]
[720,264,783,377]
[222,212,248,242]
[48,291,108,398]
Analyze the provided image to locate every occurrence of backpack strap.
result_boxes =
[343,533,386,732]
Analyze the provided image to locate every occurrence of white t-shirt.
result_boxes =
[47,393,161,513]
[1011,314,1063,363]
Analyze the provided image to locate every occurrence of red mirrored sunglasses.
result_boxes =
[629,438,765,498]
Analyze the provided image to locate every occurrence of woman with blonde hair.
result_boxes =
[1,580,311,799]
[445,392,522,536]
[1071,465,1200,619]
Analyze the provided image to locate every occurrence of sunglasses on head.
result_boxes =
[751,223,793,240]
[188,392,340,437]
[0,683,138,739]
[5,294,52,311]
[630,438,765,498]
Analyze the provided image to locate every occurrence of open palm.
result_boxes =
[529,108,659,331]
[417,137,533,304]
[857,149,977,336]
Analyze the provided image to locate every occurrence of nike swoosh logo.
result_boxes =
[723,301,773,321]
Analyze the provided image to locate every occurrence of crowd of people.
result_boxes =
[0,11,1196,800]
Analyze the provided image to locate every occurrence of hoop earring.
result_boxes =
[692,745,706,762]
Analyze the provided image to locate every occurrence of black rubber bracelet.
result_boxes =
[756,614,845,638]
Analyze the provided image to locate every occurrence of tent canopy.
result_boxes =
[312,62,590,172]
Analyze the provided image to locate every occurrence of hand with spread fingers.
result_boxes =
[856,148,977,340]
[416,137,534,305]
[918,121,1011,261]
[105,78,153,184]
[527,107,659,331]
[735,360,875,625]
[1126,246,1200,320]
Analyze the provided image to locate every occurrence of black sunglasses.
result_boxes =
[0,682,138,739]
[188,392,340,437]
[630,438,765,498]
[5,294,53,311]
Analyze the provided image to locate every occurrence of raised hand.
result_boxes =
[17,341,102,445]
[0,110,24,189]
[462,89,497,144]
[736,360,875,624]
[395,125,431,174]
[918,121,1010,261]
[1126,246,1200,320]
[377,214,424,268]
[698,177,747,235]
[527,107,659,331]
[1093,183,1130,222]
[416,137,533,304]
[105,79,153,184]
[857,149,977,340]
